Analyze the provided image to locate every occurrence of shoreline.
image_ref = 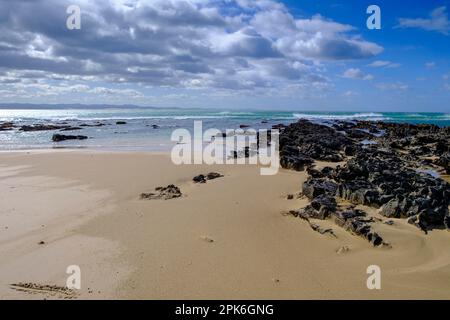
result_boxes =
[0,149,450,299]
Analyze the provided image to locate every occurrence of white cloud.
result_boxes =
[0,0,383,100]
[398,6,450,35]
[425,62,436,68]
[342,68,374,80]
[368,60,401,68]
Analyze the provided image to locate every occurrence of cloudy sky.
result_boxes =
[0,0,449,111]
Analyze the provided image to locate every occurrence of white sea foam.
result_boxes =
[292,112,387,120]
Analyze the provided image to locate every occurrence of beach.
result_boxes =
[1,150,450,299]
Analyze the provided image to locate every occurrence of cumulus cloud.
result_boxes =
[342,68,374,80]
[0,0,383,100]
[398,6,450,35]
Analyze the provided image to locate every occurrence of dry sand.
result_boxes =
[0,150,449,299]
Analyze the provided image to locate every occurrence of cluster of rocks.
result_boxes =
[333,148,449,231]
[0,122,14,131]
[279,119,352,170]
[193,172,223,183]
[140,185,182,200]
[281,119,450,243]
[293,178,386,246]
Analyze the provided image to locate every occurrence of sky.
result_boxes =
[0,0,449,111]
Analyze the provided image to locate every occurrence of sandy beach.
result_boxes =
[0,150,449,299]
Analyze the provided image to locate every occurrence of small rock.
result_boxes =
[193,174,206,183]
[52,134,88,142]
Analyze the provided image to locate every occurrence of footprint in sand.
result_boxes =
[336,246,351,255]
[200,236,215,243]
[10,282,77,298]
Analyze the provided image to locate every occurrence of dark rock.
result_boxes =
[52,134,88,142]
[0,122,15,131]
[306,166,324,178]
[193,174,206,183]
[299,194,337,220]
[336,180,379,207]
[435,152,450,174]
[302,178,338,200]
[20,124,68,132]
[206,172,223,180]
[116,121,127,125]
[344,145,357,156]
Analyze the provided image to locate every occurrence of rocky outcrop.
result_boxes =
[279,120,351,170]
[283,118,450,239]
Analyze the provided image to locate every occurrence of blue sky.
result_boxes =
[0,0,449,111]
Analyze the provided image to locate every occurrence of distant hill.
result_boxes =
[0,103,164,110]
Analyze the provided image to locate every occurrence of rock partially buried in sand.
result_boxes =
[193,174,207,183]
[52,134,88,142]
[309,223,337,238]
[140,185,182,200]
[193,172,224,183]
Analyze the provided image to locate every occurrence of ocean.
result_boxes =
[0,109,449,151]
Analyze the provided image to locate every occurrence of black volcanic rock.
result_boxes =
[20,124,69,132]
[52,134,88,142]
[284,119,450,235]
[279,119,352,171]
[302,178,338,200]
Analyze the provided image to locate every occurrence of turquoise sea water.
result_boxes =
[0,109,449,151]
